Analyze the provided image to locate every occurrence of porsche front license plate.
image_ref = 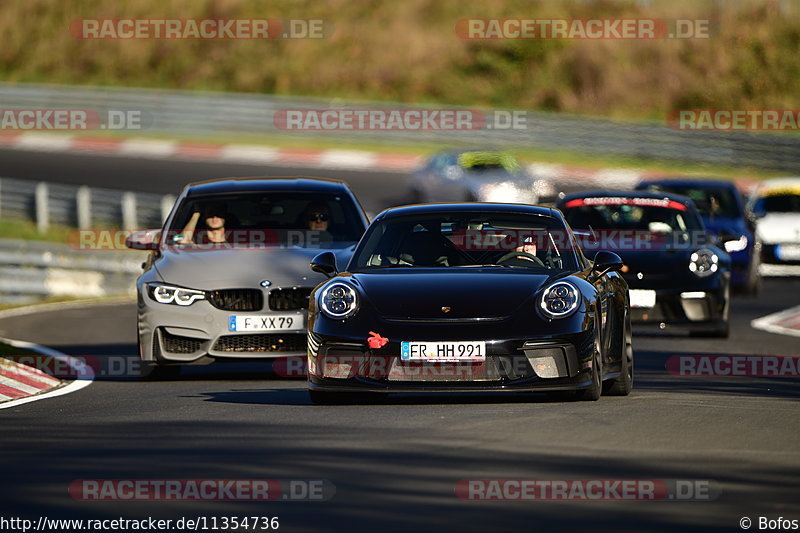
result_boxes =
[400,341,486,362]
[629,289,656,309]
[228,315,302,332]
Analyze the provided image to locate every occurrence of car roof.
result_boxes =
[184,176,351,196]
[636,177,738,190]
[374,202,559,220]
[755,177,800,191]
[557,189,696,207]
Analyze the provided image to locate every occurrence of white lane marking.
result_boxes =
[219,144,280,163]
[15,133,75,151]
[0,297,133,322]
[751,304,800,338]
[319,150,377,169]
[118,138,177,158]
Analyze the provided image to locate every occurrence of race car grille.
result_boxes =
[207,289,263,311]
[269,287,313,311]
[160,330,204,354]
[212,333,306,353]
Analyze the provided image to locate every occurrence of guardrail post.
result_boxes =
[35,182,49,233]
[161,194,176,222]
[121,192,138,230]
[76,186,92,229]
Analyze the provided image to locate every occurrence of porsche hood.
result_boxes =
[351,270,563,319]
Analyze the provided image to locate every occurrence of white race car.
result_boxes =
[748,177,800,273]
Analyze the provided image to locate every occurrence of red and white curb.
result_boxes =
[0,302,99,410]
[751,305,800,338]
[0,131,761,192]
[0,132,422,172]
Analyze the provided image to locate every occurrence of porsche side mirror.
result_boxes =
[590,251,623,281]
[125,230,160,251]
[311,251,338,278]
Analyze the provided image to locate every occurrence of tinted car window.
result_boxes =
[168,191,364,247]
[753,193,800,214]
[644,185,741,218]
[562,198,703,233]
[350,213,580,271]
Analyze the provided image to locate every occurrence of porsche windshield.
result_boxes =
[350,213,580,270]
[166,191,363,248]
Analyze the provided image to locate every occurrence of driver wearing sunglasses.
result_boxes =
[302,202,331,232]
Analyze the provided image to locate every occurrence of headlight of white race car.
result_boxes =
[724,235,748,253]
[539,281,580,319]
[689,248,719,277]
[147,283,206,306]
[320,282,359,319]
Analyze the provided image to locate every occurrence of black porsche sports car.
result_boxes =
[556,190,732,337]
[306,203,632,403]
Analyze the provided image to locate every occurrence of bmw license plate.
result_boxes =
[228,315,302,332]
[629,289,656,309]
[401,341,486,362]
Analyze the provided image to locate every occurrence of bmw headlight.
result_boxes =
[320,282,359,319]
[689,248,719,277]
[539,281,580,319]
[724,235,748,253]
[147,283,206,306]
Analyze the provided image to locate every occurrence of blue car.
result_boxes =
[635,178,761,295]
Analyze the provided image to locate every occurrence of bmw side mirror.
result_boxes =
[590,251,623,281]
[125,230,160,251]
[311,251,338,278]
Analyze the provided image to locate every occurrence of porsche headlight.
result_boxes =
[147,283,206,306]
[539,281,580,319]
[320,282,359,319]
[689,248,719,277]
[724,235,748,253]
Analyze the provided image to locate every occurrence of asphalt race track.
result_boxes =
[1,148,799,532]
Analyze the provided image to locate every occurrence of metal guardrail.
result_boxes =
[0,176,171,304]
[0,176,175,232]
[2,82,800,171]
[0,238,144,304]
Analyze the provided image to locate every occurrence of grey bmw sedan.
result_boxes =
[127,176,369,378]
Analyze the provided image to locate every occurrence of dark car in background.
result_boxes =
[556,191,732,337]
[636,177,760,294]
[127,177,369,378]
[408,149,550,205]
[306,203,632,403]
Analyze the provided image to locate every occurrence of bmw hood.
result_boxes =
[756,214,800,244]
[351,270,560,318]
[153,245,356,290]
